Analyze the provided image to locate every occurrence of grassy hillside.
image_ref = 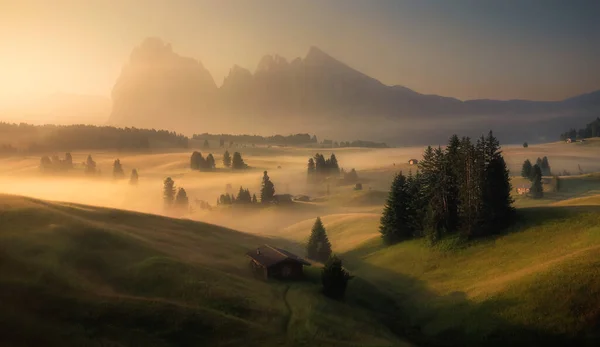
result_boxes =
[342,206,600,346]
[0,194,406,347]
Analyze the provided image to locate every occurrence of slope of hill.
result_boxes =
[108,38,600,145]
[342,206,600,346]
[0,194,406,347]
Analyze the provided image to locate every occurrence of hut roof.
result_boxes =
[246,245,311,267]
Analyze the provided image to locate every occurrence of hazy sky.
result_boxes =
[1,0,599,106]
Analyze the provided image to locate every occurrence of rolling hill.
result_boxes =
[0,194,405,347]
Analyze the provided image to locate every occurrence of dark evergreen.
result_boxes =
[530,165,544,198]
[306,217,332,262]
[541,156,551,176]
[223,150,232,168]
[65,152,73,168]
[232,152,247,170]
[175,188,189,209]
[85,155,96,175]
[379,172,413,244]
[260,171,275,204]
[190,151,205,170]
[523,142,528,148]
[206,154,216,170]
[163,177,176,207]
[252,194,257,203]
[321,255,352,300]
[521,160,533,180]
[203,139,210,149]
[113,159,125,179]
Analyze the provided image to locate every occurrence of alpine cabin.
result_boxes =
[247,245,311,280]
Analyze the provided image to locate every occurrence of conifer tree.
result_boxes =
[65,152,73,168]
[307,158,316,182]
[163,177,176,207]
[329,154,340,175]
[206,154,216,170]
[203,139,210,149]
[223,150,232,168]
[541,156,551,176]
[85,155,96,175]
[219,138,225,148]
[521,159,533,180]
[190,151,205,170]
[523,142,528,148]
[252,194,257,203]
[232,152,247,170]
[260,171,275,204]
[307,217,332,262]
[175,188,189,209]
[129,169,138,185]
[321,255,352,300]
[113,159,125,179]
[379,172,413,244]
[40,156,53,172]
[530,165,543,198]
[536,157,543,170]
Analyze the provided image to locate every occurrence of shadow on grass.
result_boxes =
[340,256,597,347]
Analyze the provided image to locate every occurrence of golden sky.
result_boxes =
[1,0,599,107]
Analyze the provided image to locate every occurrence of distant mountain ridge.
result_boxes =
[109,38,600,145]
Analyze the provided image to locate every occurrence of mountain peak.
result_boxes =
[255,54,289,74]
[304,46,336,64]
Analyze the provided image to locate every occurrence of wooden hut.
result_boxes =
[247,245,310,280]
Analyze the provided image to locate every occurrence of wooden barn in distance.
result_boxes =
[247,245,311,280]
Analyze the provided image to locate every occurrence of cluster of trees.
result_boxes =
[217,171,275,205]
[190,151,216,171]
[307,153,340,182]
[521,157,551,179]
[40,152,73,172]
[560,117,600,140]
[163,177,189,211]
[218,186,258,205]
[306,217,352,300]
[380,131,514,245]
[192,133,317,146]
[1,122,188,152]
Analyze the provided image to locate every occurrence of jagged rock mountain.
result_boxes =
[109,39,600,145]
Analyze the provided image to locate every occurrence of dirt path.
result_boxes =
[467,244,600,297]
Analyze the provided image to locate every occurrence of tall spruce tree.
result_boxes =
[530,165,544,198]
[113,159,125,179]
[307,158,316,182]
[206,154,216,170]
[85,155,96,175]
[321,255,352,300]
[175,188,189,209]
[223,150,232,168]
[260,171,275,204]
[232,152,246,170]
[536,157,543,170]
[252,194,258,203]
[203,140,210,149]
[163,177,176,207]
[307,217,333,262]
[65,152,73,168]
[379,172,414,244]
[521,159,533,180]
[457,136,482,237]
[190,151,204,170]
[541,156,551,176]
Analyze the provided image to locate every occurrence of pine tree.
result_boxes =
[379,172,414,244]
[541,156,551,176]
[232,152,247,170]
[206,154,216,170]
[85,155,96,175]
[306,217,332,262]
[203,139,210,149]
[129,169,138,185]
[536,157,543,170]
[175,188,189,209]
[252,194,257,203]
[163,177,176,207]
[113,159,125,179]
[190,151,205,170]
[457,136,482,237]
[260,171,275,204]
[65,152,73,168]
[530,165,543,198]
[321,255,352,300]
[223,151,232,168]
[329,154,340,175]
[521,159,533,180]
[219,138,225,148]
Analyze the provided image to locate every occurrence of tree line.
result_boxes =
[380,131,514,245]
[0,122,188,153]
[320,139,389,148]
[190,150,247,171]
[39,153,138,183]
[560,117,600,140]
[217,171,275,205]
[192,133,317,146]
